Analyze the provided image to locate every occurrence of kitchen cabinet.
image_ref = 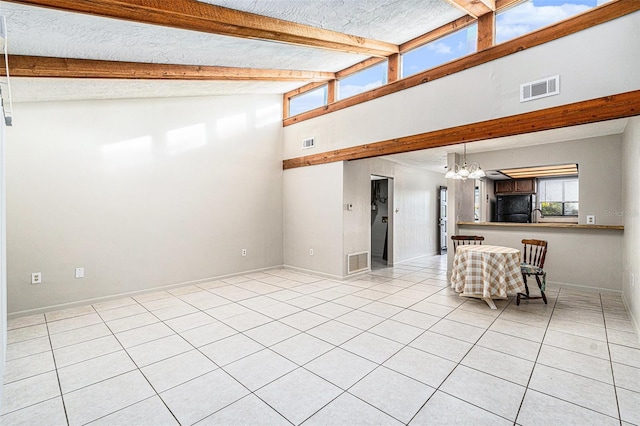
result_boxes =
[495,178,536,194]
[494,180,514,194]
[514,179,535,193]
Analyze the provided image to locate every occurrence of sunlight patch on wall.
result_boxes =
[216,113,247,139]
[101,135,153,170]
[166,123,206,155]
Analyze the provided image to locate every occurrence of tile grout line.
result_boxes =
[4,260,636,425]
[512,289,623,423]
[122,270,361,424]
[339,298,474,424]
[406,293,524,425]
[45,309,73,426]
[600,292,624,425]
[246,263,450,424]
[96,301,184,426]
[512,285,559,425]
[59,272,385,425]
[43,302,176,425]
[278,264,501,425]
[289,262,454,425]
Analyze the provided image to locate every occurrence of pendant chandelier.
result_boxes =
[445,143,485,180]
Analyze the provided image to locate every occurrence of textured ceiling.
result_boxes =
[197,0,465,44]
[7,78,301,103]
[0,0,464,102]
[0,0,625,165]
[0,2,367,70]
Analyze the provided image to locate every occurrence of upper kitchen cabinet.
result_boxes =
[494,180,514,194]
[495,178,536,194]
[514,178,536,193]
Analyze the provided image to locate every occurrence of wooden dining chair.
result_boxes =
[517,239,548,305]
[451,235,484,252]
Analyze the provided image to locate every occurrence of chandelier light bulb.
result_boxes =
[445,144,484,181]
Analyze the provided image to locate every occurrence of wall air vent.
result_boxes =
[520,75,560,103]
[347,251,369,274]
[302,137,315,150]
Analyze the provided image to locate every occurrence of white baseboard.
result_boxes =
[393,252,442,266]
[10,262,372,318]
[8,265,281,319]
[621,292,640,340]
[549,280,622,295]
[281,264,344,281]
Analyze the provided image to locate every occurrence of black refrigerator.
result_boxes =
[496,194,533,223]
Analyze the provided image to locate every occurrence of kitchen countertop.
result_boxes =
[457,221,624,230]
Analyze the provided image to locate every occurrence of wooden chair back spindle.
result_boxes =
[451,235,485,252]
[517,238,549,306]
[522,239,547,268]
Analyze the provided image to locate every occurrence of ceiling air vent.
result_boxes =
[520,75,560,103]
[302,137,315,150]
[347,251,369,275]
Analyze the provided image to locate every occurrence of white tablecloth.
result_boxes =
[451,245,526,301]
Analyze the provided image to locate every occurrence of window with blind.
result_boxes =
[538,177,579,216]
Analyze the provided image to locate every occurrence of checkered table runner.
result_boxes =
[451,245,526,299]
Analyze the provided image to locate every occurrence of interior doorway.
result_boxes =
[438,186,448,255]
[371,175,393,268]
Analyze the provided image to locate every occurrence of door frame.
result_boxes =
[370,175,394,267]
[438,185,448,255]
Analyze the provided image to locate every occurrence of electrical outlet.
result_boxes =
[310,248,314,256]
[75,267,84,279]
[242,249,247,256]
[31,272,42,285]
[586,215,595,225]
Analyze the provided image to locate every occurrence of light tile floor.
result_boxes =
[2,254,640,425]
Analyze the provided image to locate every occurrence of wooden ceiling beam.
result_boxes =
[2,55,335,82]
[286,0,640,126]
[4,0,398,57]
[335,57,387,80]
[495,0,524,11]
[400,15,476,53]
[447,0,495,18]
[282,90,640,169]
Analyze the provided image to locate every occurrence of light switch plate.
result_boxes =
[586,215,595,225]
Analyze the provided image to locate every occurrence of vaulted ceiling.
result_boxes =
[0,0,476,102]
[0,0,633,172]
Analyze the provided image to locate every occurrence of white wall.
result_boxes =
[282,157,445,278]
[283,12,639,160]
[456,224,623,292]
[343,158,446,272]
[283,162,344,278]
[0,110,7,396]
[447,135,625,292]
[622,116,640,334]
[7,95,284,314]
[465,135,624,226]
[281,12,637,292]
[6,12,638,317]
